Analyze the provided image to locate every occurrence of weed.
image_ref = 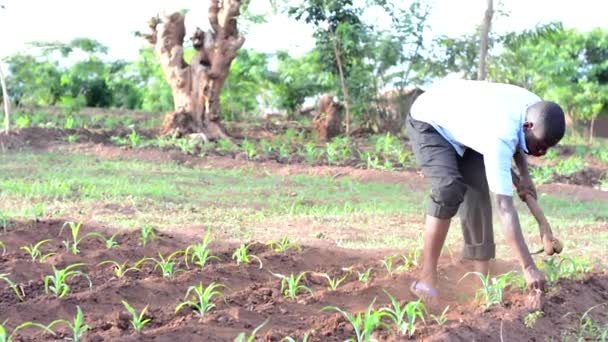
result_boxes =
[538,256,592,283]
[0,212,9,233]
[241,139,257,160]
[232,244,263,269]
[319,272,349,291]
[234,318,269,342]
[259,139,274,156]
[267,236,301,253]
[0,320,57,342]
[59,221,99,255]
[461,272,517,310]
[139,225,157,247]
[380,255,400,276]
[30,203,45,220]
[217,138,237,154]
[20,239,56,263]
[0,273,25,302]
[98,260,143,279]
[144,251,186,279]
[365,151,382,169]
[122,300,152,333]
[53,306,90,342]
[357,267,373,283]
[64,116,75,129]
[569,303,608,341]
[523,310,544,329]
[44,263,92,298]
[322,298,390,342]
[15,115,31,128]
[381,290,426,337]
[175,282,225,316]
[0,241,5,256]
[303,142,319,164]
[185,230,219,268]
[65,134,79,144]
[430,306,450,326]
[272,272,312,300]
[128,129,141,148]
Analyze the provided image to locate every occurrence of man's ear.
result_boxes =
[523,122,534,131]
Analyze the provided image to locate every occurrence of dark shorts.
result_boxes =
[406,115,495,260]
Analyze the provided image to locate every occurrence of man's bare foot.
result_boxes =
[409,280,439,304]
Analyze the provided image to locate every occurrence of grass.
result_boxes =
[0,148,606,264]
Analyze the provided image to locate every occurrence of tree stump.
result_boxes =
[313,95,343,141]
[143,4,245,140]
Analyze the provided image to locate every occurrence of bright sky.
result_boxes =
[0,0,606,62]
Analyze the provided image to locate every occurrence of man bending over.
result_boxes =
[406,79,565,301]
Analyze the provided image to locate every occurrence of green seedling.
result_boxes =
[0,273,25,302]
[272,272,312,300]
[144,251,186,279]
[122,300,151,333]
[0,320,57,342]
[20,239,56,263]
[128,129,141,148]
[381,290,426,337]
[59,221,99,255]
[559,256,593,280]
[357,268,373,283]
[234,318,269,342]
[139,225,157,247]
[538,257,562,283]
[53,306,90,342]
[570,303,608,341]
[98,260,144,279]
[524,310,544,329]
[319,272,349,291]
[241,139,257,160]
[232,244,263,269]
[461,272,516,310]
[44,263,92,298]
[0,241,5,256]
[322,298,391,342]
[184,230,219,268]
[95,232,120,249]
[282,333,310,342]
[175,282,224,316]
[430,306,450,326]
[380,255,405,276]
[0,212,10,233]
[267,236,301,253]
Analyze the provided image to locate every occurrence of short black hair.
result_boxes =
[526,101,566,147]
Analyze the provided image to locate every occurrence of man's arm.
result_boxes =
[513,149,537,200]
[495,194,546,290]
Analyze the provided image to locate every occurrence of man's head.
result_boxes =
[523,101,566,157]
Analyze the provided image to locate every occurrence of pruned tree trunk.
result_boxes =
[478,0,493,80]
[330,33,351,135]
[143,4,245,140]
[0,65,10,134]
[313,95,342,141]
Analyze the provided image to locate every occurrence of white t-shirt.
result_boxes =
[410,79,541,196]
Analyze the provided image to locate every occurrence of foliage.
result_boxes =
[20,239,56,263]
[357,267,373,283]
[272,272,313,300]
[54,306,90,342]
[267,236,301,253]
[0,320,57,342]
[0,273,25,302]
[381,290,426,337]
[139,225,157,247]
[322,298,390,342]
[175,282,224,316]
[319,272,349,291]
[232,244,263,269]
[44,263,92,298]
[523,310,544,329]
[185,230,220,268]
[144,251,186,279]
[59,221,99,255]
[121,300,152,333]
[461,272,518,310]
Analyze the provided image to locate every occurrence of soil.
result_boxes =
[0,220,607,341]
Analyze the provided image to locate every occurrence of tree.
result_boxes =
[478,0,493,80]
[0,64,10,134]
[288,0,366,134]
[142,3,245,140]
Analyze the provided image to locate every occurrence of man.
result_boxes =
[406,79,565,301]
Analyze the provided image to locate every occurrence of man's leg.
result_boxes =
[407,116,467,295]
[458,149,495,275]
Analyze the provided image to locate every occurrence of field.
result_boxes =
[0,115,607,341]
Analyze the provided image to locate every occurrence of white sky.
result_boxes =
[0,0,606,62]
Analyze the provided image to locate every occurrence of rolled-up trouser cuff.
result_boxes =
[462,242,495,260]
[427,198,460,219]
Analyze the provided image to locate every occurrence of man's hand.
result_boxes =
[524,265,546,291]
[516,175,537,202]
